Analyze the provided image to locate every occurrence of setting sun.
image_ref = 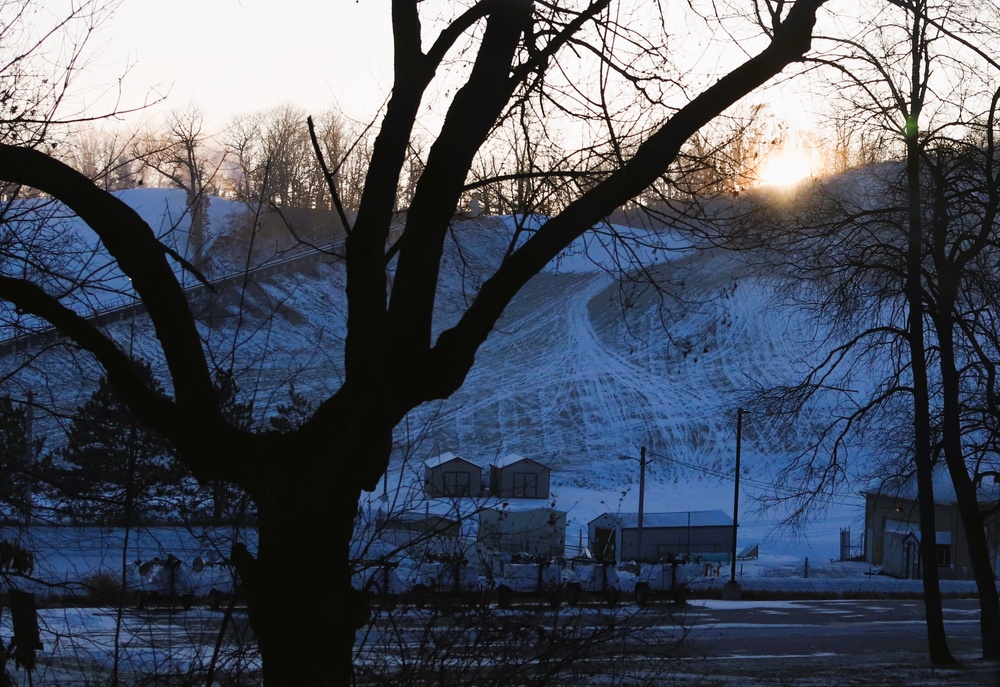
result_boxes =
[756,150,814,187]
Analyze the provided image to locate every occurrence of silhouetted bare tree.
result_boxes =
[0,1,828,683]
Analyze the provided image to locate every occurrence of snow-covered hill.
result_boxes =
[385,219,861,561]
[0,188,867,562]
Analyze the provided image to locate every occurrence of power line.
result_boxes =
[644,448,867,506]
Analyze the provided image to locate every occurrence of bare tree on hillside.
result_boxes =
[918,116,1000,659]
[305,108,365,212]
[675,104,786,197]
[0,1,829,683]
[221,104,365,254]
[730,144,960,662]
[314,111,376,213]
[225,104,356,211]
[822,0,1000,661]
[132,105,226,265]
[57,125,139,191]
[468,105,572,216]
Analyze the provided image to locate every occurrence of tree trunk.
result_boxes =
[934,310,1000,659]
[187,188,205,267]
[234,459,367,686]
[912,427,954,664]
[907,281,955,663]
[903,39,954,660]
[212,482,227,521]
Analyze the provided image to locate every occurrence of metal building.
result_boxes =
[588,510,734,563]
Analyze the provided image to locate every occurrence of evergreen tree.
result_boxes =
[214,368,254,431]
[268,384,314,433]
[56,361,181,523]
[0,398,40,521]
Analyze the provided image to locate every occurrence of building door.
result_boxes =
[904,538,919,579]
[593,527,616,563]
[512,472,538,498]
[444,471,471,496]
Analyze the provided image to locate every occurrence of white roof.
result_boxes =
[863,465,1000,504]
[493,453,545,469]
[424,452,479,469]
[590,510,733,529]
[884,519,951,544]
[482,501,566,515]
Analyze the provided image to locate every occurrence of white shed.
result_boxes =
[423,452,483,497]
[489,454,550,499]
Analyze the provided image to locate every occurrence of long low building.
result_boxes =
[588,510,734,563]
[478,504,566,558]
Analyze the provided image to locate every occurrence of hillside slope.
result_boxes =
[0,190,864,558]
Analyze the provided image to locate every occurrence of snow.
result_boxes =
[494,214,698,275]
[492,453,539,468]
[1,187,988,685]
[1,186,871,565]
[423,451,466,468]
[0,189,251,336]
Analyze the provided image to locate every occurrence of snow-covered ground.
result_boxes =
[0,188,885,569]
[1,189,969,612]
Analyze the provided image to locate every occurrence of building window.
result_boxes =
[936,544,951,566]
[512,472,538,498]
[443,471,471,496]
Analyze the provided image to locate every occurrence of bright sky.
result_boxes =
[73,0,394,127]
[66,0,830,185]
[77,1,825,117]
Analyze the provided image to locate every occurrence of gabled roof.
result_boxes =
[493,453,547,470]
[861,465,1000,505]
[884,518,951,544]
[589,510,733,529]
[424,452,480,469]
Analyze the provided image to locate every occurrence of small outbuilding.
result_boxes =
[478,504,567,558]
[862,473,1000,580]
[424,452,483,497]
[880,521,922,579]
[588,510,734,563]
[489,454,551,499]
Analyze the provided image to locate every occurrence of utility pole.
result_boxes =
[724,408,743,600]
[618,446,651,566]
[638,446,646,564]
[23,391,33,526]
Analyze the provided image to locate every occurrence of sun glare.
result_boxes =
[756,149,815,188]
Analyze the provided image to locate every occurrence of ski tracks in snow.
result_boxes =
[427,272,678,469]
